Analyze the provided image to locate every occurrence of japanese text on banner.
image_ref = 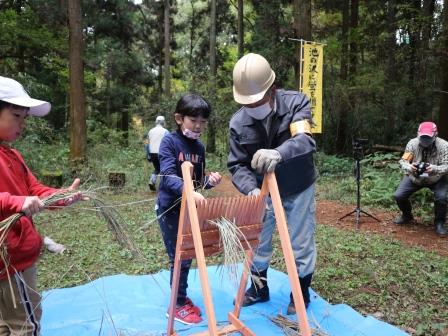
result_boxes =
[301,44,323,133]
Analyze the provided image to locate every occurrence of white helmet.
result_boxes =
[155,115,165,124]
[232,53,276,105]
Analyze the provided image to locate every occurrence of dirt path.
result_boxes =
[210,175,448,256]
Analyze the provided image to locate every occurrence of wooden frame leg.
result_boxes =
[267,173,312,336]
[167,254,182,336]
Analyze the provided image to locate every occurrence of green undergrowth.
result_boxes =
[13,131,447,335]
[315,152,435,221]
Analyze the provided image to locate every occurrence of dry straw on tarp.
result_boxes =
[269,314,329,336]
[208,216,253,286]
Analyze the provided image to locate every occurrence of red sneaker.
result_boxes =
[166,302,203,325]
[185,297,202,316]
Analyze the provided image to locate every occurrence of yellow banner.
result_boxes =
[301,43,323,133]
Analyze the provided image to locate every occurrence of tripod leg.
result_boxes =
[338,209,357,221]
[360,209,381,222]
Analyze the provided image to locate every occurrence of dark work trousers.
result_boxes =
[149,153,161,174]
[394,175,448,221]
[157,207,192,306]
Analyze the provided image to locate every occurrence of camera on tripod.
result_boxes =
[352,138,368,160]
[339,137,380,228]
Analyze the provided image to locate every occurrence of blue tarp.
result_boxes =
[41,266,408,335]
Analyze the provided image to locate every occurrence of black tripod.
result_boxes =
[338,140,381,229]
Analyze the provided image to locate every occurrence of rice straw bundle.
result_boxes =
[269,314,329,336]
[90,197,139,256]
[0,190,81,247]
[208,216,252,286]
[0,190,82,308]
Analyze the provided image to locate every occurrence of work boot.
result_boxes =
[394,197,413,225]
[393,214,414,225]
[287,273,312,315]
[435,221,448,237]
[241,269,269,307]
[149,173,157,191]
[434,202,447,237]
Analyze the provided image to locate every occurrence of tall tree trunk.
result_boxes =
[420,0,436,118]
[207,0,217,153]
[252,1,285,82]
[438,5,448,140]
[293,0,312,89]
[422,0,435,50]
[348,0,358,76]
[384,0,397,143]
[118,41,130,145]
[158,3,164,93]
[209,0,216,79]
[340,1,349,81]
[163,0,171,97]
[189,0,195,69]
[408,0,421,84]
[68,0,87,164]
[335,0,349,153]
[14,2,25,72]
[237,0,244,58]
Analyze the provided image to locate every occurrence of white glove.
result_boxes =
[248,188,261,196]
[251,149,282,174]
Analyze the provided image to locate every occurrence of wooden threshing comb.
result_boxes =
[167,161,311,336]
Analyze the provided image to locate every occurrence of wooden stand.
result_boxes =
[167,162,311,336]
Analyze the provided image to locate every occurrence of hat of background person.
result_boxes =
[155,115,165,124]
[0,76,50,117]
[417,121,437,137]
[232,53,276,105]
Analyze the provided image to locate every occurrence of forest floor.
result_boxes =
[211,175,448,256]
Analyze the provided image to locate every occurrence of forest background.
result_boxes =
[1,0,448,166]
[1,1,448,335]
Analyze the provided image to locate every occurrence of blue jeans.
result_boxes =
[157,207,192,305]
[251,183,317,278]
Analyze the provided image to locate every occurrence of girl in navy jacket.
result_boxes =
[156,93,221,325]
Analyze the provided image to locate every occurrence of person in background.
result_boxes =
[147,115,169,191]
[227,53,317,314]
[0,76,83,335]
[156,93,222,325]
[393,121,448,237]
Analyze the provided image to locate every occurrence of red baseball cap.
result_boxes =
[418,121,437,137]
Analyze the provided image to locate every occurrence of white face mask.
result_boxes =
[182,128,201,140]
[245,101,272,120]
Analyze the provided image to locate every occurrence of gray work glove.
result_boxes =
[248,188,261,196]
[251,149,282,174]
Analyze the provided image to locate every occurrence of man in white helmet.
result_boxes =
[228,53,317,314]
[147,115,169,191]
[393,121,448,237]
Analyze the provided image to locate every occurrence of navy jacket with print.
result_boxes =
[157,129,211,212]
